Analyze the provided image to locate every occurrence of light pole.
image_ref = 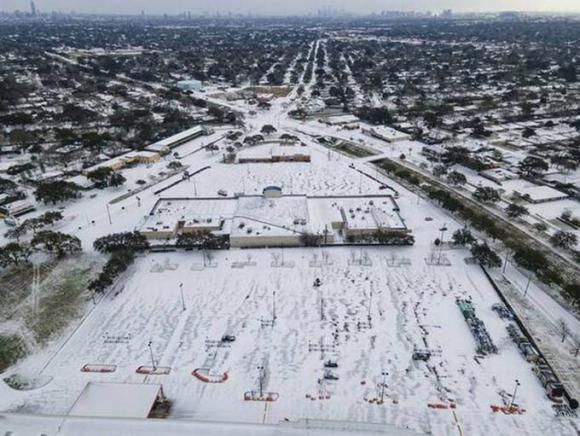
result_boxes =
[380,371,388,403]
[368,282,374,322]
[509,379,520,409]
[524,275,532,298]
[435,224,448,264]
[257,366,264,398]
[502,250,511,273]
[148,340,156,370]
[106,203,112,225]
[179,283,186,311]
[439,224,448,244]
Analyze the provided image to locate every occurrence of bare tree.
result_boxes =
[558,319,570,343]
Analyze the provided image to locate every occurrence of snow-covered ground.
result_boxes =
[2,243,574,435]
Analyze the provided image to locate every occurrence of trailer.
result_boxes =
[456,298,497,355]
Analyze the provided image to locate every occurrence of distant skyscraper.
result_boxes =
[30,1,37,16]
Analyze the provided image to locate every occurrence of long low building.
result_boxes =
[146,126,211,154]
[138,190,412,247]
[237,144,311,163]
[81,150,160,175]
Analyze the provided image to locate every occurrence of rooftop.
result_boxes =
[69,382,162,419]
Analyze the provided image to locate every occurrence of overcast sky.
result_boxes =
[3,0,580,15]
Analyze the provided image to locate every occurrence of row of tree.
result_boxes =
[0,231,81,268]
[5,211,63,240]
[451,228,502,267]
[87,232,150,294]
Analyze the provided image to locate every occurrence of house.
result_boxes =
[176,79,203,92]
[0,199,36,218]
[513,184,569,204]
[324,114,359,126]
[123,150,161,165]
[362,125,411,143]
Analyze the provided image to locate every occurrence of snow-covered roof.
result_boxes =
[340,197,406,231]
[1,413,425,436]
[325,114,359,125]
[69,382,162,419]
[153,126,204,148]
[514,185,568,202]
[364,125,410,141]
[237,144,310,161]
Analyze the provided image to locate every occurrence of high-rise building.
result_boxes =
[30,1,37,16]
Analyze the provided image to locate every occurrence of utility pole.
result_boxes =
[179,282,186,311]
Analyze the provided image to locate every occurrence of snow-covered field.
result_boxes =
[1,244,574,435]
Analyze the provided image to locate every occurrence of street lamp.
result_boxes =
[509,379,520,409]
[524,275,532,298]
[179,283,186,311]
[437,224,448,264]
[368,282,374,322]
[106,203,112,225]
[502,249,512,273]
[439,224,448,244]
[257,366,264,398]
[148,340,157,370]
[380,371,388,403]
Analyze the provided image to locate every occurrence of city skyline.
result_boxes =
[2,0,580,15]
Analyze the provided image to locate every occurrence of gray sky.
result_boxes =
[3,0,580,15]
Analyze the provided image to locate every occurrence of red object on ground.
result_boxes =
[192,368,228,383]
[428,403,449,409]
[136,366,171,375]
[81,364,116,373]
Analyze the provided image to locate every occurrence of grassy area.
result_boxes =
[334,141,376,158]
[0,261,57,322]
[24,260,100,345]
[0,335,27,373]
